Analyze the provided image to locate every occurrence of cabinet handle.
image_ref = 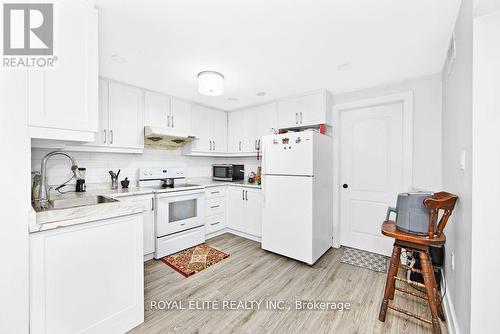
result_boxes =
[210,191,220,194]
[295,112,298,124]
[167,115,170,127]
[300,112,303,124]
[214,140,216,151]
[239,141,242,151]
[245,190,248,201]
[258,139,261,150]
[209,140,212,151]
[210,205,220,209]
[151,198,154,211]
[172,115,174,128]
[103,129,107,144]
[242,189,245,200]
[210,221,220,226]
[110,130,113,144]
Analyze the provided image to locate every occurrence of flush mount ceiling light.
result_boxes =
[198,71,224,96]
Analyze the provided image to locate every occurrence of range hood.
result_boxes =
[144,126,197,150]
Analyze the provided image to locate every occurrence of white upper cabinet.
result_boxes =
[108,82,144,150]
[184,105,227,154]
[145,92,192,133]
[227,103,277,154]
[144,91,170,128]
[210,109,228,153]
[277,90,332,128]
[29,0,98,141]
[170,98,192,133]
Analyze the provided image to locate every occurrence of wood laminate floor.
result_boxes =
[129,234,447,334]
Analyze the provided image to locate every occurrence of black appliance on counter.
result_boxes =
[212,164,244,181]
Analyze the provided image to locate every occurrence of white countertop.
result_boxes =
[30,178,260,232]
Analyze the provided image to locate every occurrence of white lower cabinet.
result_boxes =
[30,214,144,334]
[227,187,262,238]
[117,194,155,257]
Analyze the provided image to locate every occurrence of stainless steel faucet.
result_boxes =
[38,151,83,209]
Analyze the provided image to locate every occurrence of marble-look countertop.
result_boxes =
[30,178,260,233]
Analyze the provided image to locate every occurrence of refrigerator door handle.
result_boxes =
[242,189,244,200]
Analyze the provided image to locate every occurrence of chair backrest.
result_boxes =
[423,192,458,238]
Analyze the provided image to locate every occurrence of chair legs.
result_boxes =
[420,251,442,334]
[378,245,401,322]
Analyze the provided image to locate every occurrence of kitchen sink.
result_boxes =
[33,195,118,212]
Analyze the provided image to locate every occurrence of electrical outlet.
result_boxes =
[451,252,455,271]
[459,150,466,171]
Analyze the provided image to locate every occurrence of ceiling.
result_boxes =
[95,0,461,111]
[475,0,500,17]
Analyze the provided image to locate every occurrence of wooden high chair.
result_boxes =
[378,192,458,334]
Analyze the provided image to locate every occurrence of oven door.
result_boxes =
[156,190,205,237]
[213,165,231,180]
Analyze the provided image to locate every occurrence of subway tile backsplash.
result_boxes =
[31,148,261,187]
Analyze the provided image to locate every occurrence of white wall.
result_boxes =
[334,74,443,191]
[442,0,473,332]
[0,73,30,332]
[471,8,500,333]
[31,147,261,187]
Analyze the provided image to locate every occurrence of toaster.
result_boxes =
[386,192,436,236]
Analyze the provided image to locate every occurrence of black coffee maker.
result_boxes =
[75,168,86,192]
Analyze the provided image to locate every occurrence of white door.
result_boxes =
[227,188,246,232]
[170,98,192,132]
[144,91,170,128]
[108,82,144,149]
[28,0,98,134]
[210,109,227,153]
[277,97,300,128]
[244,188,262,237]
[228,110,245,152]
[340,102,408,256]
[191,105,210,152]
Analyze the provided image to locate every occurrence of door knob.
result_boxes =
[343,184,348,189]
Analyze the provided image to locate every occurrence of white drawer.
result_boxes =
[155,226,205,259]
[206,198,225,216]
[206,215,225,234]
[205,187,226,199]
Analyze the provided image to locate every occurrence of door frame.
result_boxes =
[331,91,414,248]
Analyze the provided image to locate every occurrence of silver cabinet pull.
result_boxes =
[295,112,298,124]
[258,139,261,150]
[211,191,220,194]
[151,198,154,211]
[210,205,220,209]
[242,189,245,200]
[210,221,220,226]
[167,115,170,127]
[172,115,174,128]
[214,140,216,151]
[110,130,113,144]
[300,112,303,124]
[209,140,212,151]
[239,141,242,151]
[103,129,107,144]
[245,190,248,200]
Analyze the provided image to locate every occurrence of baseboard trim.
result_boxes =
[206,228,261,243]
[442,272,460,334]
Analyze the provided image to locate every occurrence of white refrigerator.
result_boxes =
[261,131,333,265]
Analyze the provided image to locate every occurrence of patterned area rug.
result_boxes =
[340,247,387,273]
[160,244,230,277]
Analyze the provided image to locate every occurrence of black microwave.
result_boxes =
[212,164,244,181]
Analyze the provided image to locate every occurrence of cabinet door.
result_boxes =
[244,189,262,237]
[228,110,245,153]
[242,108,259,153]
[190,105,211,152]
[144,91,169,128]
[108,82,144,149]
[277,97,300,129]
[170,98,192,133]
[84,79,109,147]
[299,92,326,126]
[210,109,228,153]
[227,188,246,232]
[118,195,155,256]
[30,215,144,334]
[258,103,278,138]
[28,0,98,135]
